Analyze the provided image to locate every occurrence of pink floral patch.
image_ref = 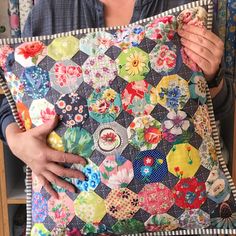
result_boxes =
[138,183,175,215]
[99,155,134,189]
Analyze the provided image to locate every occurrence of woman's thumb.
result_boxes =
[31,116,59,137]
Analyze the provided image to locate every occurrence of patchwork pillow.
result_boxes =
[1,0,236,235]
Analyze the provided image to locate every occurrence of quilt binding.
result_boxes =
[0,0,236,235]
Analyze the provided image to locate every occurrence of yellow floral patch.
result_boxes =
[47,131,64,152]
[167,143,201,178]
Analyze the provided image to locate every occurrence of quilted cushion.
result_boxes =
[0,0,236,235]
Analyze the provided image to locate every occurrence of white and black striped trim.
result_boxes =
[2,0,236,235]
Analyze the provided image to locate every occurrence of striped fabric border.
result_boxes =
[1,0,236,235]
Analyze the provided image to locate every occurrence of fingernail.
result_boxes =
[182,25,187,30]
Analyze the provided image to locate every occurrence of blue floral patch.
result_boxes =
[32,192,48,223]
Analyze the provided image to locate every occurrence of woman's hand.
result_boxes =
[178,25,224,81]
[6,116,87,199]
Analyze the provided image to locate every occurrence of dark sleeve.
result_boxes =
[0,95,16,142]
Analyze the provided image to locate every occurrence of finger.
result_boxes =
[46,148,87,166]
[43,171,76,193]
[38,176,59,199]
[181,38,213,63]
[47,163,85,180]
[183,47,211,74]
[181,25,224,49]
[178,30,223,59]
[31,115,59,137]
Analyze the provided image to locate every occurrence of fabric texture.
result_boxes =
[0,0,234,142]
[0,1,236,235]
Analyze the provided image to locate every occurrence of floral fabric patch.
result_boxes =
[15,41,47,68]
[47,131,64,152]
[116,47,150,82]
[173,178,207,209]
[133,150,168,183]
[29,99,55,126]
[80,32,114,56]
[145,16,176,43]
[93,122,128,155]
[167,144,201,179]
[105,188,140,219]
[114,25,145,50]
[138,183,175,215]
[150,43,181,75]
[71,162,100,192]
[88,87,122,123]
[122,80,154,116]
[31,224,50,236]
[32,192,48,223]
[56,92,88,127]
[112,219,145,234]
[152,74,190,111]
[145,214,179,232]
[179,209,210,229]
[128,115,162,151]
[99,155,133,189]
[83,54,117,89]
[49,60,83,94]
[16,102,32,130]
[48,193,75,226]
[5,72,24,102]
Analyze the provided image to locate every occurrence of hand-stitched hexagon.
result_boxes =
[145,15,176,43]
[20,66,50,99]
[105,188,140,219]
[133,150,167,183]
[116,47,150,82]
[150,43,181,75]
[71,161,100,192]
[15,41,47,67]
[5,72,24,102]
[93,122,128,156]
[62,127,94,158]
[122,80,155,116]
[167,143,201,179]
[88,87,122,123]
[114,25,145,50]
[99,155,133,189]
[189,72,207,105]
[74,191,106,223]
[150,74,190,110]
[138,183,175,215]
[47,36,80,61]
[128,115,162,151]
[199,136,218,170]
[173,177,207,209]
[112,219,145,234]
[31,224,50,236]
[49,60,83,94]
[161,110,191,143]
[29,98,56,127]
[82,54,117,89]
[145,214,179,232]
[206,166,231,204]
[32,192,48,223]
[55,92,88,127]
[193,104,212,139]
[178,209,210,229]
[80,31,114,56]
[47,131,64,152]
[48,193,75,227]
[16,102,32,130]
